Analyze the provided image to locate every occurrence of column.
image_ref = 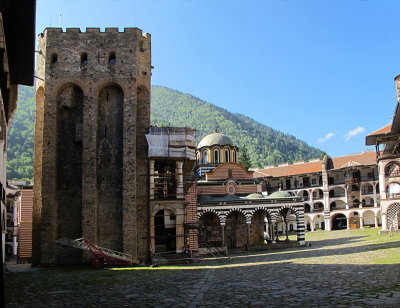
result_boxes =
[269,223,274,243]
[324,217,331,231]
[221,224,225,247]
[285,220,289,241]
[176,208,185,253]
[311,221,315,232]
[360,216,364,229]
[150,214,155,255]
[345,186,349,210]
[378,163,385,200]
[310,191,314,213]
[381,212,388,231]
[271,222,276,243]
[149,160,155,200]
[373,184,378,207]
[246,222,251,249]
[347,217,351,230]
[374,215,379,228]
[176,161,184,199]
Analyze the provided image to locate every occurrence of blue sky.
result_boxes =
[36,0,400,158]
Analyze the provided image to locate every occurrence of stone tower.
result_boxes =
[32,27,151,265]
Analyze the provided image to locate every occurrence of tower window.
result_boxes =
[108,52,116,64]
[225,149,229,162]
[233,150,236,162]
[81,52,88,65]
[51,53,58,64]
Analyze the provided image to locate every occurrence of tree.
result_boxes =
[239,146,252,169]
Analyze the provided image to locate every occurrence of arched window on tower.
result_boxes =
[203,150,208,164]
[232,150,236,162]
[213,149,220,163]
[225,149,229,162]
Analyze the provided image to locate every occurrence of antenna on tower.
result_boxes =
[58,11,62,27]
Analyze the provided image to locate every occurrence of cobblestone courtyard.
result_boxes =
[5,228,400,307]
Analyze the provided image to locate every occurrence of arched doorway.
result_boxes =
[363,210,375,227]
[199,212,222,247]
[225,211,247,249]
[249,210,270,246]
[277,207,299,241]
[313,214,325,230]
[349,212,360,229]
[154,210,176,252]
[387,203,400,230]
[332,214,347,230]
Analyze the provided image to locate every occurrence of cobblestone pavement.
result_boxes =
[4,229,400,307]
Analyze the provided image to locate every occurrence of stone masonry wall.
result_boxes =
[32,27,151,265]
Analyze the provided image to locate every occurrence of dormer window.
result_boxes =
[108,52,116,64]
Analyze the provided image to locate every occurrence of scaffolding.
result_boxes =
[56,237,137,266]
[146,126,196,159]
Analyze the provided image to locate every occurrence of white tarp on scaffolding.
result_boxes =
[146,127,196,159]
[146,133,169,157]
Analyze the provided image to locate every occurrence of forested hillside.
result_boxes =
[152,86,323,167]
[6,85,324,180]
[7,86,35,180]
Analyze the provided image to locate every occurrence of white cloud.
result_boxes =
[344,126,366,141]
[318,132,335,143]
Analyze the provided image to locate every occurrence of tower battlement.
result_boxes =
[41,27,150,38]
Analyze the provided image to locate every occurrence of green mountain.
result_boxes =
[7,86,35,180]
[151,86,323,168]
[6,85,324,180]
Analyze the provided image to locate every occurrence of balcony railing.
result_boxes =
[360,176,376,182]
[330,194,345,198]
[362,203,375,207]
[386,193,400,199]
[385,171,400,178]
[361,191,374,195]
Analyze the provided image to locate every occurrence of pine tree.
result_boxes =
[239,146,252,169]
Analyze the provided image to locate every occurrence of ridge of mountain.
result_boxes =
[6,85,324,180]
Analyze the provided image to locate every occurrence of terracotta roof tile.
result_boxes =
[331,152,376,169]
[254,152,377,178]
[367,124,392,136]
[255,160,323,177]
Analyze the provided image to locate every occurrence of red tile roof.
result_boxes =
[367,124,392,136]
[253,152,377,178]
[254,160,323,177]
[331,151,376,169]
